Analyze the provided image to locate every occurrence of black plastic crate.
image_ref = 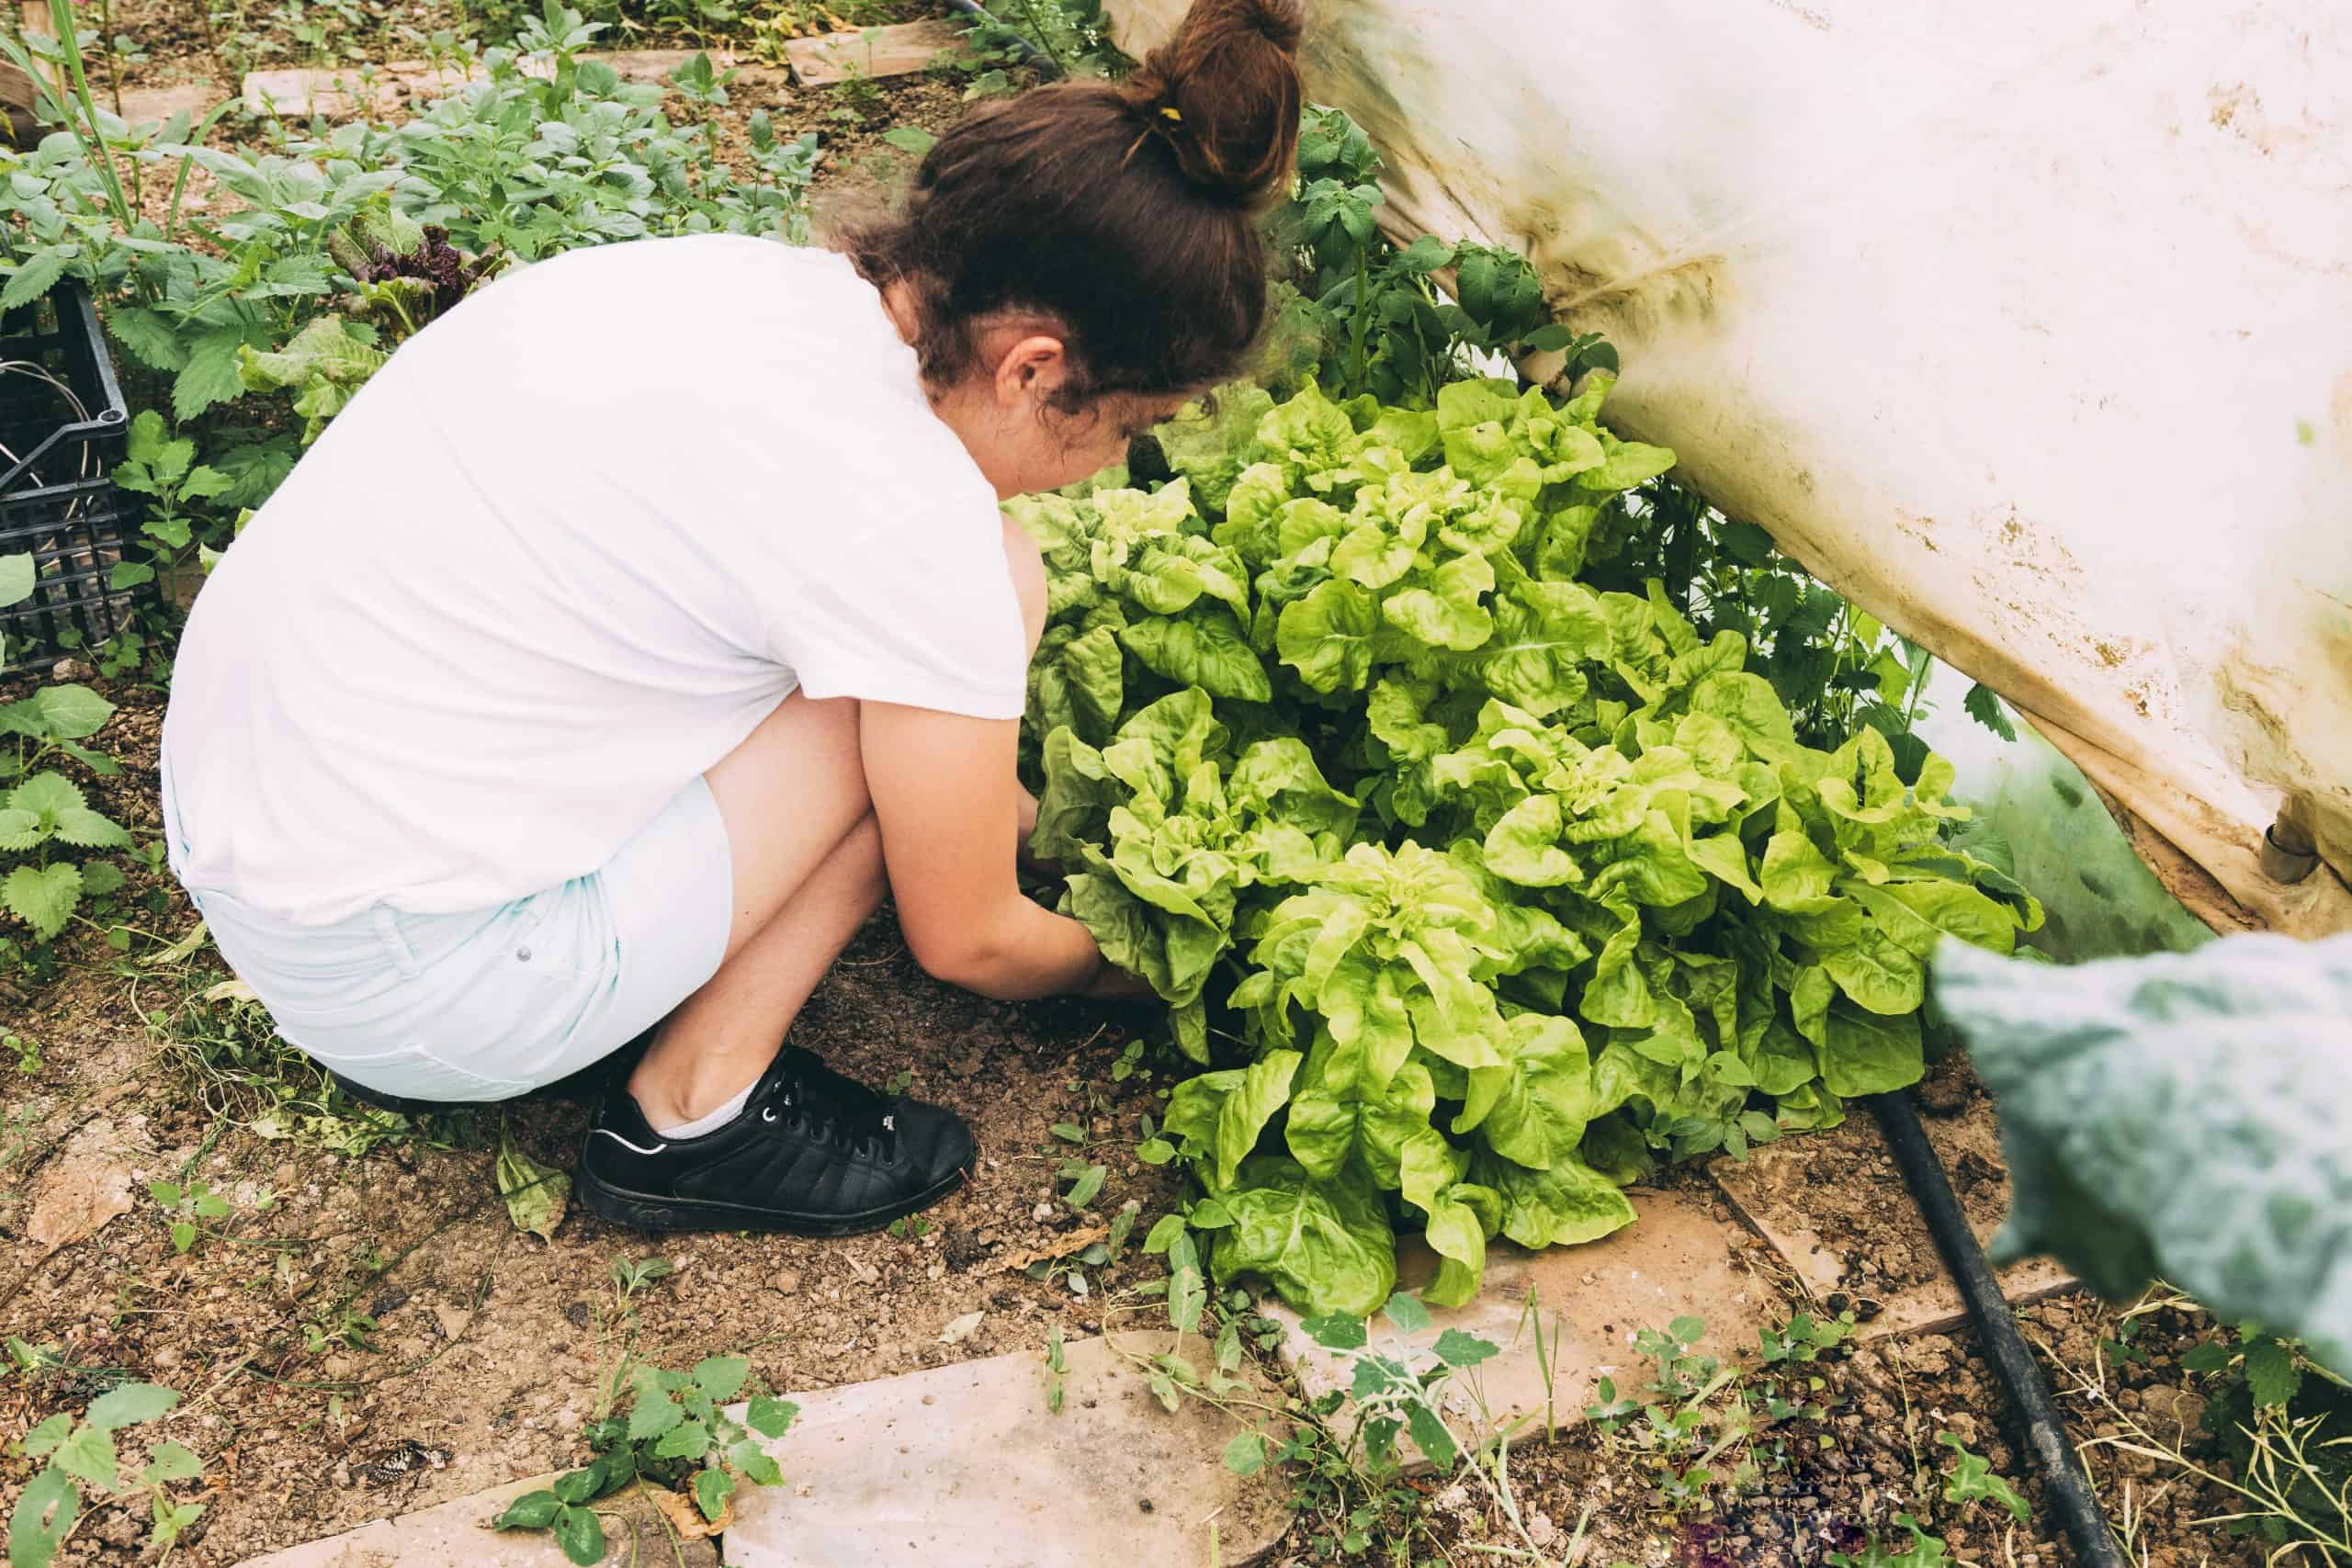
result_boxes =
[0,280,139,675]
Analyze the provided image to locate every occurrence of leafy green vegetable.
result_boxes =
[1017,374,2034,1314]
[1939,935,2352,1372]
[236,315,387,445]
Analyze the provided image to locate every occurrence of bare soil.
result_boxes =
[0,703,2292,1568]
[1380,1291,2267,1568]
[0,677,1184,1564]
[94,0,944,96]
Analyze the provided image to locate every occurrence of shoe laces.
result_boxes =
[758,1051,899,1162]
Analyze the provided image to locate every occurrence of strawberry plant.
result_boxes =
[1017,373,2042,1314]
[492,1357,797,1562]
[6,1382,205,1568]
[0,679,128,952]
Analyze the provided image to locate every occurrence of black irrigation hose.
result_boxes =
[1868,1091,2127,1568]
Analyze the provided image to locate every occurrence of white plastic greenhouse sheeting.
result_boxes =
[1104,0,2352,937]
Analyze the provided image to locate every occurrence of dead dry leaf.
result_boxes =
[28,1121,136,1249]
[496,1132,570,1242]
[939,1310,984,1345]
[644,1481,729,1540]
[993,1223,1110,1276]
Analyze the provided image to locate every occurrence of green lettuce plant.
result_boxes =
[1012,373,2041,1315]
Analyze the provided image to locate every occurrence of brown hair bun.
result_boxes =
[1118,0,1306,209]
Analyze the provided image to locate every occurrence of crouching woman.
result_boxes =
[158,0,1304,1236]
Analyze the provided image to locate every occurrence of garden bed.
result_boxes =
[88,0,950,97]
[0,687,2276,1565]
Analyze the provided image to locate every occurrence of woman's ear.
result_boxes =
[991,332,1072,410]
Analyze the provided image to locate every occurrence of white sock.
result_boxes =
[650,1081,755,1141]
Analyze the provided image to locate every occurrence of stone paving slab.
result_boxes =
[119,83,229,124]
[241,49,788,119]
[723,1328,1288,1567]
[782,18,965,85]
[1710,1098,2078,1339]
[1268,1189,1779,1448]
[237,1472,720,1567]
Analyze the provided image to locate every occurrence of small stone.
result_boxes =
[2142,1386,2205,1433]
[774,1269,801,1296]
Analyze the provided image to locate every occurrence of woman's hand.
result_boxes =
[1079,953,1160,1001]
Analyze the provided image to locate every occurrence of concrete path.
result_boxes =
[1265,1189,1779,1455]
[237,1471,720,1567]
[721,1329,1287,1567]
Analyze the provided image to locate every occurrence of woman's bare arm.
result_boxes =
[862,699,1113,998]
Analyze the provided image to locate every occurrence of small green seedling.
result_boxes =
[7,1382,205,1568]
[1829,1513,1951,1568]
[147,1178,248,1254]
[494,1356,797,1564]
[1938,1430,2030,1523]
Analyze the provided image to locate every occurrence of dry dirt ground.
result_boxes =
[1,683,2285,1567]
[2,681,1192,1564]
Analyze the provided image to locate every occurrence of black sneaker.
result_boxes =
[575,1045,976,1236]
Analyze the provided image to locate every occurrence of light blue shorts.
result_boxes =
[160,762,734,1102]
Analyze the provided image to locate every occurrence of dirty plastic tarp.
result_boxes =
[1104,0,2352,937]
[1915,698,2213,963]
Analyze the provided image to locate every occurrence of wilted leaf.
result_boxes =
[497,1131,570,1243]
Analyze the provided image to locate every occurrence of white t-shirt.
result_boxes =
[164,236,1027,925]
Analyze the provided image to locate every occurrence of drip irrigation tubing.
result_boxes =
[1868,1091,2126,1568]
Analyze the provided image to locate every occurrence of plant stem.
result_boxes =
[96,0,121,116]
[47,0,133,226]
[1009,0,1069,75]
[1345,244,1370,399]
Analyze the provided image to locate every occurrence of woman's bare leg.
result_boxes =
[624,516,1050,1126]
[628,807,884,1128]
